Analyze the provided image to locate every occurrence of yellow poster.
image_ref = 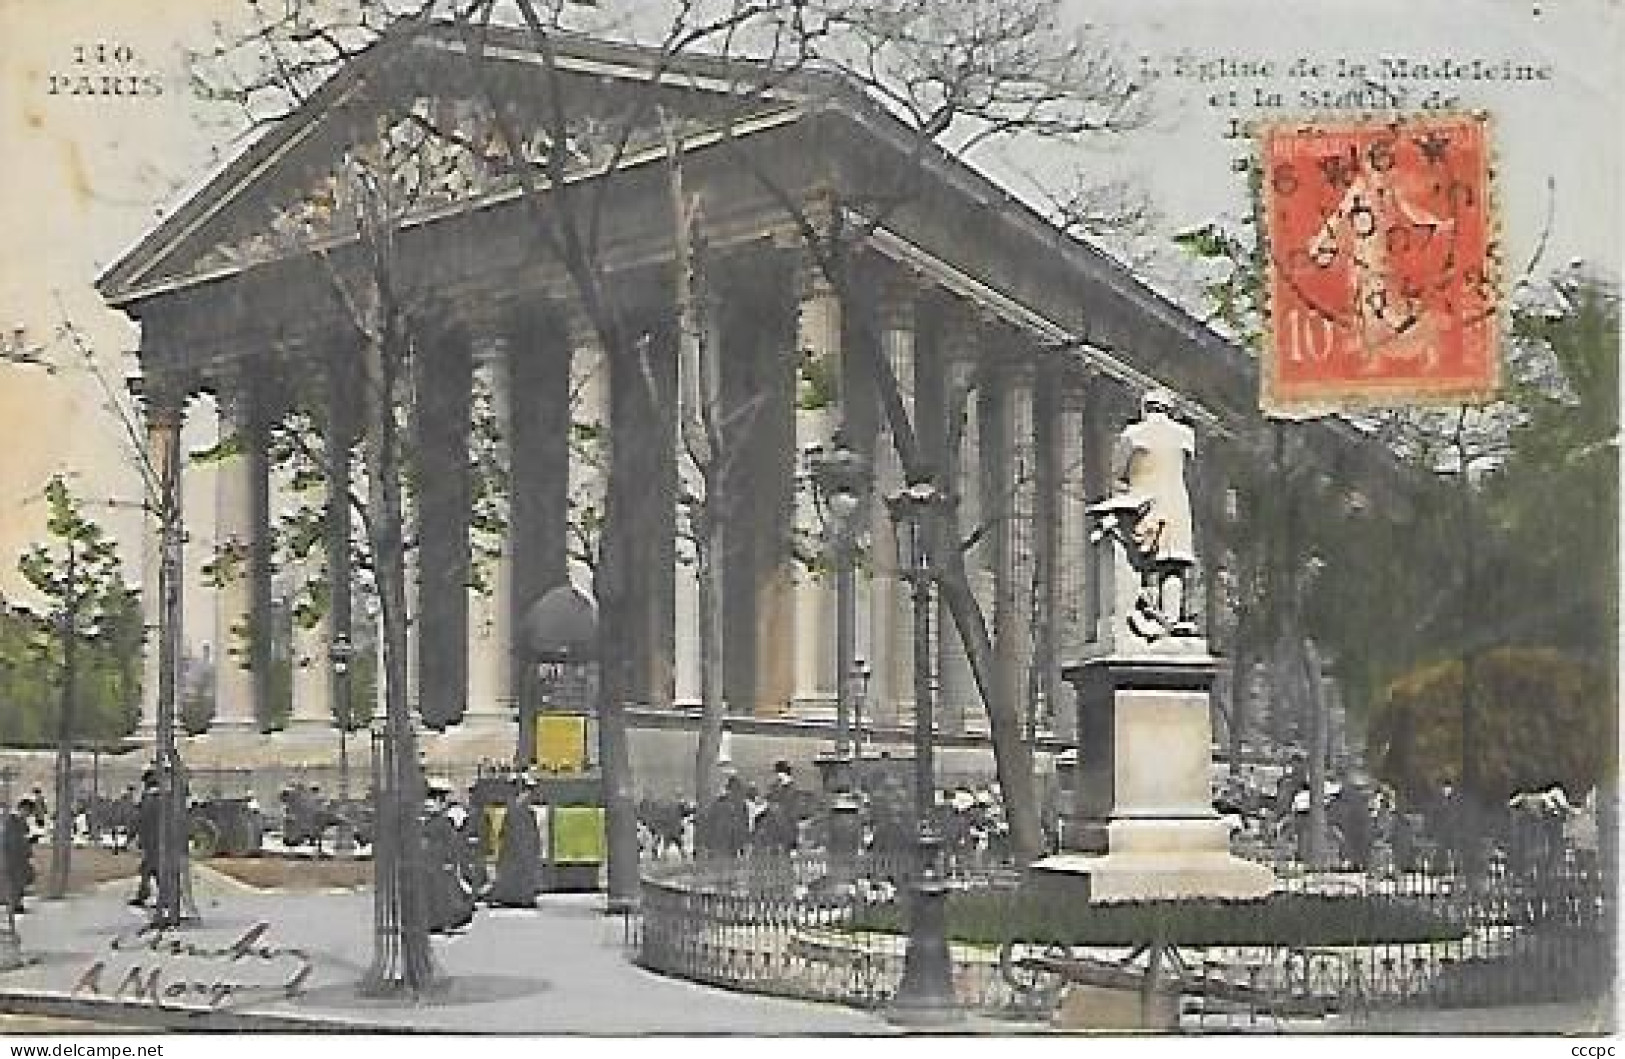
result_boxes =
[482,804,507,859]
[537,714,589,773]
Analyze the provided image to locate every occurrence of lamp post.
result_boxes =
[884,481,961,1027]
[329,633,355,855]
[850,657,872,762]
[807,433,870,762]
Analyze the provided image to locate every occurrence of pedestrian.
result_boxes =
[488,777,541,908]
[1329,773,1374,872]
[754,761,800,853]
[28,788,47,833]
[423,778,477,933]
[128,771,161,907]
[699,775,748,859]
[2,802,34,912]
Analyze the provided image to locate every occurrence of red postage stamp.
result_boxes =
[1259,114,1499,412]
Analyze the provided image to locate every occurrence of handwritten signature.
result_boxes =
[72,922,313,1008]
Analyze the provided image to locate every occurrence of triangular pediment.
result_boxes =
[99,23,807,305]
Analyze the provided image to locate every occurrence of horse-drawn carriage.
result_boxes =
[188,795,267,857]
[278,786,372,854]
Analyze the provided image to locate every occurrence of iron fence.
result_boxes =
[634,847,1613,1028]
[634,851,1045,1017]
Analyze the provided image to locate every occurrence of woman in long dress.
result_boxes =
[488,782,541,908]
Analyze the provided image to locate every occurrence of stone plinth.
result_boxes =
[1031,650,1274,903]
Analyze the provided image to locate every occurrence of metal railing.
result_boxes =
[635,850,1040,1017]
[633,845,1612,1027]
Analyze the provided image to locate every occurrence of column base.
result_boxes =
[790,696,837,724]
[1029,850,1276,904]
[194,719,262,741]
[418,721,515,770]
[280,717,339,737]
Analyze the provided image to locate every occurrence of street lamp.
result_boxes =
[807,432,870,762]
[850,657,872,761]
[884,480,961,1027]
[329,633,356,855]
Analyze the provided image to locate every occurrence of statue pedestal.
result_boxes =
[1031,652,1274,903]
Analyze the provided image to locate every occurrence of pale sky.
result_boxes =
[0,0,1619,647]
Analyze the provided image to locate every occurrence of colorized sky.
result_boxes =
[0,0,1618,647]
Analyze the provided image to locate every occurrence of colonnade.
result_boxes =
[133,248,1201,754]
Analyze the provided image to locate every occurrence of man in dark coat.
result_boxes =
[700,776,749,859]
[1329,775,1374,872]
[755,761,800,853]
[488,780,542,908]
[128,772,161,907]
[2,804,33,912]
[423,781,477,933]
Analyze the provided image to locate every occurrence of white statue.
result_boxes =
[1088,388,1199,641]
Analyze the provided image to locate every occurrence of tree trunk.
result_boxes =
[840,278,1043,864]
[362,321,436,995]
[694,515,726,803]
[596,320,650,913]
[47,548,77,900]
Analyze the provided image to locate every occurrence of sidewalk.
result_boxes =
[0,867,891,1034]
[0,867,1611,1036]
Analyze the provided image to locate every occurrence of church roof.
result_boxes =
[95,18,1410,489]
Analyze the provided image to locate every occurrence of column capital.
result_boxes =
[566,305,605,352]
[130,373,188,427]
[1058,376,1091,412]
[795,249,837,302]
[939,303,984,369]
[877,273,924,333]
[992,351,1038,386]
[206,360,270,421]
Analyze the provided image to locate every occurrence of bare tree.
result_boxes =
[193,0,1149,868]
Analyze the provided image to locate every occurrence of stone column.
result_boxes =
[791,253,840,715]
[508,301,572,758]
[870,278,916,732]
[327,355,364,734]
[414,321,472,729]
[285,433,333,735]
[1079,378,1122,650]
[988,353,1037,740]
[567,311,610,592]
[1052,379,1091,742]
[673,292,720,709]
[1032,370,1060,738]
[464,336,516,734]
[138,384,186,742]
[210,377,265,735]
[936,318,982,736]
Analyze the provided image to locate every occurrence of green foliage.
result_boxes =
[796,352,838,412]
[1368,647,1612,803]
[3,476,142,746]
[848,890,1464,946]
[1484,271,1619,665]
[188,430,245,465]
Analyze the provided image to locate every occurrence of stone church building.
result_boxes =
[96,22,1387,775]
